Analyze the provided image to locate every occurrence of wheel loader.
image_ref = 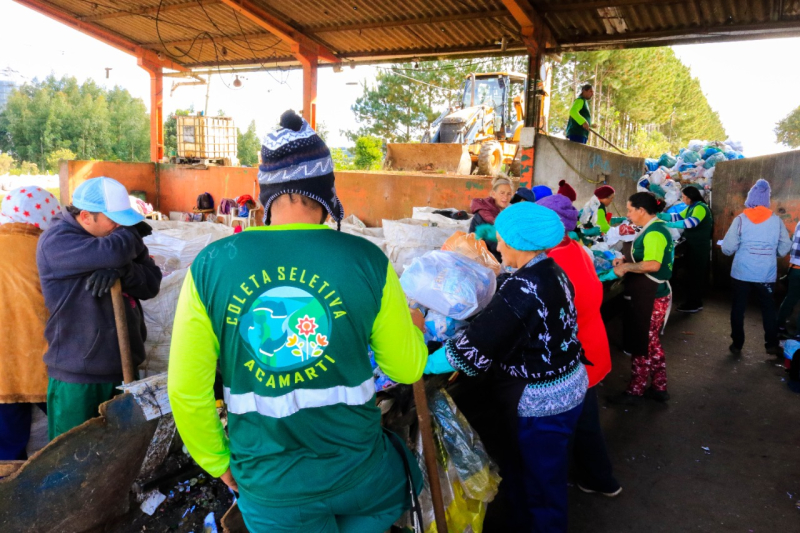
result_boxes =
[384,72,526,177]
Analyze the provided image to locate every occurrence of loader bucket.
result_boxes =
[385,143,473,175]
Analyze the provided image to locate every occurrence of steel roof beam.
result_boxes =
[217,0,340,63]
[308,10,511,33]
[78,0,219,22]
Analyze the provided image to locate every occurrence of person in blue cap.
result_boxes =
[426,201,587,532]
[37,177,162,439]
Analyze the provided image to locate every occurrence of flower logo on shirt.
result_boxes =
[239,286,332,371]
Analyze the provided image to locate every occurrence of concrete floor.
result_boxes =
[569,290,800,532]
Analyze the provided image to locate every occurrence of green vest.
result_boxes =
[684,201,713,249]
[632,219,674,298]
[566,98,591,139]
[190,228,389,505]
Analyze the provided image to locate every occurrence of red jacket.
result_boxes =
[547,238,611,387]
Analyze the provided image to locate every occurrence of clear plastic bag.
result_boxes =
[424,310,469,342]
[400,251,497,320]
[384,218,457,275]
[441,231,502,274]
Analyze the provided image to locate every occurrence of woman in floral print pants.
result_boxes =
[628,295,671,395]
[611,192,675,405]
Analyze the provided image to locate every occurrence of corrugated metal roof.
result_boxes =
[14,0,800,70]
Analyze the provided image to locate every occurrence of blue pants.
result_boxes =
[0,403,45,461]
[567,134,588,144]
[504,404,583,532]
[572,388,619,493]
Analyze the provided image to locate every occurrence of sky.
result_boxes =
[1,1,799,156]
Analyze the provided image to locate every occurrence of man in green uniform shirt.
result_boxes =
[168,110,428,532]
[566,84,593,144]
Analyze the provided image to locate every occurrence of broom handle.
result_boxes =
[412,380,448,533]
[110,280,136,384]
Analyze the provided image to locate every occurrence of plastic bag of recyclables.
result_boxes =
[328,214,387,254]
[383,218,458,275]
[400,250,496,320]
[397,389,501,533]
[412,206,472,231]
[441,231,503,275]
[139,221,234,377]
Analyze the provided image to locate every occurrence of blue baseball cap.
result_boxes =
[72,177,144,226]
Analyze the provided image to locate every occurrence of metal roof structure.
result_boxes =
[14,0,800,72]
[13,0,800,161]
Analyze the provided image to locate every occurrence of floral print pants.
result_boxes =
[627,295,671,395]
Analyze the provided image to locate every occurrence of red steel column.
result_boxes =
[294,45,318,129]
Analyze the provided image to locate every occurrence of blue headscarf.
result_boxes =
[495,202,565,251]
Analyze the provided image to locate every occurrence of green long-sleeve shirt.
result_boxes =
[168,224,427,505]
[566,97,591,139]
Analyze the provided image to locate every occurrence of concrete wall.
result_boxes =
[61,161,493,227]
[711,150,800,282]
[532,135,645,216]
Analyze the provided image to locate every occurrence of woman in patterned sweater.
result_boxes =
[426,201,588,532]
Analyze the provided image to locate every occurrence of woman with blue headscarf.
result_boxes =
[426,202,588,532]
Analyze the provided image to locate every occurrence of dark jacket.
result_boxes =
[36,212,162,383]
[446,255,584,407]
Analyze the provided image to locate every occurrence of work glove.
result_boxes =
[665,220,685,229]
[597,269,619,282]
[610,217,627,225]
[657,213,672,222]
[424,346,457,375]
[131,221,153,238]
[474,224,497,243]
[85,268,122,297]
[567,231,580,241]
[581,226,601,237]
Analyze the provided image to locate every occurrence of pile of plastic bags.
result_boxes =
[643,138,745,196]
[140,221,234,377]
[399,389,502,533]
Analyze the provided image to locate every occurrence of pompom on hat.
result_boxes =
[557,179,577,202]
[537,194,579,232]
[258,110,344,226]
[744,179,771,208]
[594,185,615,200]
[495,202,565,251]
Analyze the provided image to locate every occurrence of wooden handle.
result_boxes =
[412,380,448,533]
[110,280,136,384]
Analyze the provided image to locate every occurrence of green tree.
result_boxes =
[9,161,39,175]
[353,136,383,170]
[0,153,13,174]
[548,48,726,155]
[776,105,800,148]
[315,121,329,143]
[0,75,151,167]
[164,108,192,158]
[46,148,76,173]
[347,57,528,143]
[237,120,260,167]
[331,148,353,170]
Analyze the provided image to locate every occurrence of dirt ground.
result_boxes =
[568,288,800,532]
